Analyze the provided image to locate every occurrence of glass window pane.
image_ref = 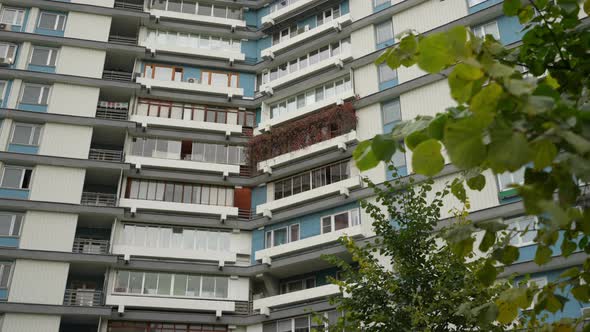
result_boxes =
[30,47,51,66]
[173,274,188,296]
[201,276,215,297]
[143,273,158,294]
[12,124,33,145]
[115,271,129,292]
[322,217,332,233]
[129,272,143,293]
[0,214,13,236]
[215,277,228,298]
[187,275,200,296]
[1,167,23,188]
[157,273,172,295]
[334,213,349,230]
[273,228,287,246]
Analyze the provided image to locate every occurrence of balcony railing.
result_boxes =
[96,107,128,121]
[102,70,133,82]
[234,301,253,315]
[114,1,143,11]
[72,238,109,255]
[108,35,138,45]
[89,148,123,162]
[81,192,117,207]
[63,289,103,306]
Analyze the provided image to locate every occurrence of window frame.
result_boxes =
[279,276,316,294]
[497,168,526,191]
[37,11,67,31]
[526,277,548,310]
[9,122,42,146]
[320,208,360,234]
[373,0,391,7]
[0,213,22,237]
[0,42,17,63]
[273,160,351,200]
[0,80,8,105]
[19,83,51,105]
[472,20,501,40]
[0,261,13,289]
[144,63,184,81]
[29,45,59,67]
[0,165,33,190]
[375,20,394,45]
[200,70,239,88]
[378,62,398,84]
[507,215,538,247]
[265,223,300,249]
[0,7,25,26]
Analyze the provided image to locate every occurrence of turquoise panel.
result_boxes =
[498,15,525,45]
[0,288,7,300]
[341,0,350,15]
[35,28,65,37]
[241,39,260,63]
[2,81,13,108]
[7,144,39,154]
[239,73,256,97]
[27,64,56,73]
[183,66,201,81]
[0,188,29,199]
[379,78,399,91]
[373,2,391,12]
[468,0,503,13]
[0,237,19,247]
[17,104,48,112]
[251,186,267,210]
[377,39,395,50]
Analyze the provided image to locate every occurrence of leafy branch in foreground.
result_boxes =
[351,0,590,329]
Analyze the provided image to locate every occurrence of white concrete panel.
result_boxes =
[19,211,78,252]
[353,64,379,98]
[428,170,500,219]
[398,64,428,84]
[56,46,106,78]
[8,260,69,305]
[48,83,100,117]
[38,123,92,159]
[0,118,13,151]
[29,166,86,204]
[349,0,373,21]
[229,277,250,301]
[351,25,376,59]
[393,0,468,34]
[356,103,387,184]
[64,12,112,42]
[5,79,22,109]
[400,79,455,120]
[1,313,61,332]
[14,42,31,70]
[231,231,252,256]
[246,324,263,332]
[72,0,115,7]
[24,8,39,33]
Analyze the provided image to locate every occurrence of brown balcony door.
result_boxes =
[234,187,252,219]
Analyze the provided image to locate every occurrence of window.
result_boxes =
[378,63,398,83]
[10,123,42,146]
[122,223,231,252]
[201,71,239,88]
[0,166,32,189]
[468,0,487,7]
[497,168,525,191]
[126,178,234,207]
[0,213,22,237]
[0,7,25,26]
[321,208,360,234]
[20,84,51,105]
[375,20,394,45]
[472,21,500,40]
[262,313,338,332]
[114,270,230,299]
[0,262,12,289]
[147,30,242,54]
[37,12,67,31]
[0,81,7,105]
[29,46,58,67]
[0,43,17,64]
[268,76,351,119]
[144,64,183,81]
[265,224,299,248]
[108,321,229,332]
[381,99,401,127]
[508,216,537,247]
[280,277,316,294]
[273,160,350,200]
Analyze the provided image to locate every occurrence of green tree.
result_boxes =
[351,0,590,329]
[321,175,509,331]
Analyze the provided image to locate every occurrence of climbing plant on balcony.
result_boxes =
[247,101,357,166]
[350,0,590,329]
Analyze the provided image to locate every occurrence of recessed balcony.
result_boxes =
[262,0,325,26]
[253,284,340,313]
[137,76,244,97]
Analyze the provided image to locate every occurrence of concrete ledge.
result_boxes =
[253,284,340,311]
[0,302,112,317]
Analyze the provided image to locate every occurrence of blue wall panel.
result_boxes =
[498,15,525,45]
[239,73,256,97]
[251,186,267,211]
[7,144,39,154]
[17,104,48,112]
[0,237,19,247]
[468,0,503,13]
[0,188,29,199]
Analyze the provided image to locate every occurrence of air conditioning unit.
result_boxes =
[0,58,13,66]
[187,77,199,83]
[0,23,10,31]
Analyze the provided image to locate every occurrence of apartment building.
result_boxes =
[0,0,586,331]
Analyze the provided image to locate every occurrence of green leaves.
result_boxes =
[467,173,486,191]
[476,260,498,286]
[534,245,553,265]
[470,83,503,115]
[488,122,532,173]
[444,116,490,169]
[353,140,380,171]
[496,287,530,324]
[531,139,557,170]
[372,134,397,162]
[518,5,536,23]
[585,0,590,15]
[412,139,445,176]
[504,0,522,16]
[417,27,469,73]
[449,63,484,104]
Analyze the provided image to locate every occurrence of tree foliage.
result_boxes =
[321,175,509,331]
[347,0,590,329]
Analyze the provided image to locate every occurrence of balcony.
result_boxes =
[72,238,109,255]
[114,1,144,11]
[262,0,323,26]
[96,107,128,121]
[89,148,124,162]
[136,76,244,97]
[258,130,357,172]
[118,198,239,217]
[63,289,104,307]
[109,35,138,46]
[253,284,340,313]
[125,155,240,175]
[103,70,133,82]
[262,14,353,58]
[147,9,246,28]
[256,176,362,215]
[141,39,245,62]
[81,192,117,207]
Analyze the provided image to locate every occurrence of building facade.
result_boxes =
[0,0,586,331]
